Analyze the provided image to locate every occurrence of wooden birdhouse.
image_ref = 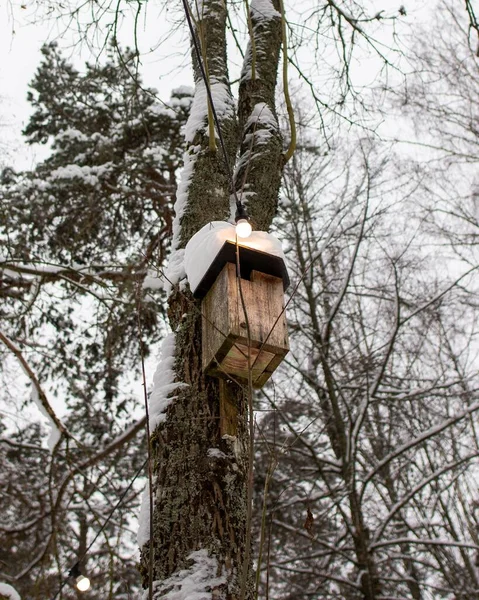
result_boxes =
[185,223,290,389]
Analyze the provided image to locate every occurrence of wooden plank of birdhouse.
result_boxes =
[221,343,276,382]
[228,268,289,386]
[202,263,233,374]
[253,349,289,388]
[230,269,289,356]
[219,379,238,437]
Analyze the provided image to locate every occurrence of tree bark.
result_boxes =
[236,0,284,229]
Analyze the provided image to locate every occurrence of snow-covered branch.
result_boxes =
[0,330,68,451]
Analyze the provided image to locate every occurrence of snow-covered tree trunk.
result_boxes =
[138,1,284,597]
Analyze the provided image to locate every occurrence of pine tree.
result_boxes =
[0,42,190,598]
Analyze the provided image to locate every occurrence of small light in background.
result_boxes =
[76,575,91,592]
[69,563,91,592]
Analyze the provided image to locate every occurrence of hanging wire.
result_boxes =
[234,240,255,600]
[50,458,148,600]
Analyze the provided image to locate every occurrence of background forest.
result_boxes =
[1,0,479,599]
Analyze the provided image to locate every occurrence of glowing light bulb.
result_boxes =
[76,575,91,592]
[236,218,252,238]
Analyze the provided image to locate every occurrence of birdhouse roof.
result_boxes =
[184,221,289,298]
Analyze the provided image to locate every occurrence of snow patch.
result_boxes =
[207,448,227,459]
[191,0,208,19]
[164,249,186,296]
[49,163,112,186]
[229,191,256,220]
[137,479,152,547]
[184,221,285,295]
[251,0,281,20]
[148,334,188,433]
[241,1,280,81]
[30,383,61,452]
[171,146,201,253]
[142,271,164,291]
[184,79,235,144]
[234,103,279,178]
[241,44,255,82]
[143,146,168,163]
[30,177,50,191]
[145,549,226,600]
[0,583,21,600]
[245,102,278,132]
[173,85,194,97]
[148,104,176,119]
[57,127,89,142]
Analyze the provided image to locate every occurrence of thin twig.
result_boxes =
[278,0,296,162]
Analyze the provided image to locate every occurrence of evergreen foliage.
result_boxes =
[0,43,190,598]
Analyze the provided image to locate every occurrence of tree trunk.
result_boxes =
[139,1,284,597]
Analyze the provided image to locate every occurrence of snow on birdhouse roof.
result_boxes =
[184,221,287,297]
